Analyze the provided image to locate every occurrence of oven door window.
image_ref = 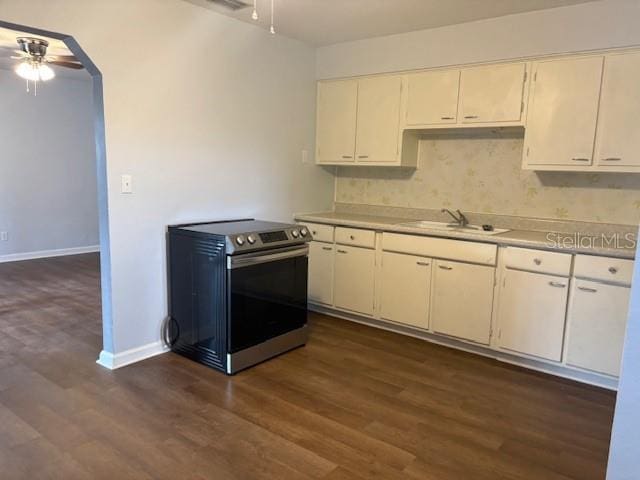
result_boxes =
[228,255,307,353]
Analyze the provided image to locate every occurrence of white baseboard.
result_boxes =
[0,245,100,263]
[96,341,169,370]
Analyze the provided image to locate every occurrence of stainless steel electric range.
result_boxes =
[167,219,311,374]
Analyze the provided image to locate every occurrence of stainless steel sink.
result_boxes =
[398,220,510,235]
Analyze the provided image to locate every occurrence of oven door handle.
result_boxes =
[228,245,309,269]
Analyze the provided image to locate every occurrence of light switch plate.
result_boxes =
[121,174,133,194]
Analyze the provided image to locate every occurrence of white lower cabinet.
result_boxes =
[498,269,569,361]
[308,241,335,306]
[334,245,375,316]
[566,280,630,376]
[430,260,495,345]
[379,251,431,329]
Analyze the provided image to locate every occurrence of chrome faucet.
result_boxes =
[441,208,469,227]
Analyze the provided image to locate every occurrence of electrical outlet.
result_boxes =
[0,231,8,242]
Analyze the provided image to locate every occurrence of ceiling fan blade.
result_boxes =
[48,60,84,70]
[47,54,78,61]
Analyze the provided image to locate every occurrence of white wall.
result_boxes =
[0,69,98,258]
[0,0,335,355]
[607,227,640,479]
[317,0,640,78]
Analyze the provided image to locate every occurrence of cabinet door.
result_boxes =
[380,252,431,329]
[524,56,603,167]
[595,52,640,167]
[431,260,495,344]
[355,76,402,163]
[459,63,526,123]
[566,280,630,376]
[316,80,357,164]
[406,70,460,126]
[334,245,375,316]
[498,269,569,361]
[308,241,334,306]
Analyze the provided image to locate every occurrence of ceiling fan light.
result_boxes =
[14,61,55,82]
[15,62,38,81]
[38,64,55,81]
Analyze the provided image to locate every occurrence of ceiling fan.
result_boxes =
[0,37,83,94]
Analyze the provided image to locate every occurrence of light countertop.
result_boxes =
[295,211,636,259]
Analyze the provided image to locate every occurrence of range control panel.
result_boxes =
[228,226,310,254]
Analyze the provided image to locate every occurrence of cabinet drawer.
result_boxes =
[574,254,634,286]
[299,222,334,243]
[335,227,375,248]
[503,247,572,276]
[382,233,496,266]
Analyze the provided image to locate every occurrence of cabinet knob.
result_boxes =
[337,249,348,254]
[439,265,453,271]
[533,258,542,265]
[416,261,430,266]
[312,230,317,235]
[609,267,618,274]
[350,235,355,240]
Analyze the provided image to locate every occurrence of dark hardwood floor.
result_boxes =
[0,253,615,479]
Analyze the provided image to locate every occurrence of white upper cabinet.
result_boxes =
[379,251,431,329]
[459,63,527,124]
[594,52,640,169]
[523,56,604,168]
[355,76,403,164]
[316,80,358,164]
[405,70,460,126]
[430,260,495,345]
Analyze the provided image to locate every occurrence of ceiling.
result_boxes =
[186,0,597,46]
[0,26,89,80]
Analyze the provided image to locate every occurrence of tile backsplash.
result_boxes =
[335,129,640,226]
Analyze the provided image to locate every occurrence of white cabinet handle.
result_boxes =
[578,286,598,293]
[322,246,333,251]
[337,249,348,254]
[416,261,430,266]
[548,281,566,288]
[602,157,622,162]
[357,155,369,159]
[341,155,353,159]
[609,267,619,274]
[441,116,455,120]
[571,157,590,162]
[439,265,453,270]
